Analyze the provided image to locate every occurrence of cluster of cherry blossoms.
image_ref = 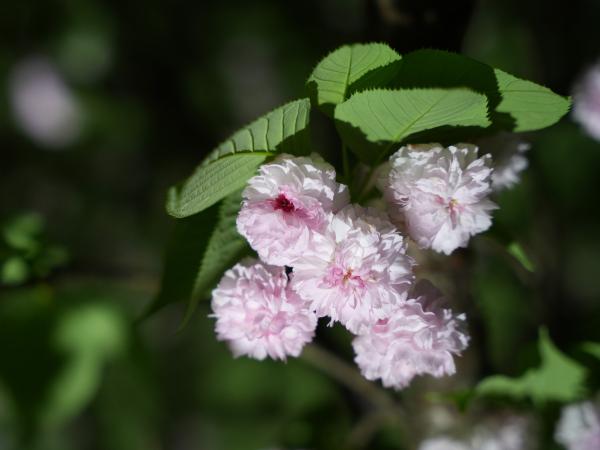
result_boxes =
[211,142,500,389]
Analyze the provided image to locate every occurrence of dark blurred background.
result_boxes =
[1,1,600,449]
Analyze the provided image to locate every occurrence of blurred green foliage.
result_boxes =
[1,0,600,449]
[1,213,68,286]
[477,329,588,404]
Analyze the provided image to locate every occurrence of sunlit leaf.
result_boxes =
[307,43,401,116]
[166,98,311,218]
[334,88,490,163]
[494,68,571,131]
[392,49,570,132]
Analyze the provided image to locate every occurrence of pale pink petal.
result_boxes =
[211,259,317,360]
[381,144,497,255]
[237,154,349,266]
[291,205,415,334]
[353,280,469,389]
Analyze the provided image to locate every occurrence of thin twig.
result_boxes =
[301,344,414,449]
[302,344,395,409]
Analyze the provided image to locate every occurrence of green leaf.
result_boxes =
[179,191,252,329]
[166,98,311,218]
[494,69,572,131]
[392,49,570,132]
[140,204,219,319]
[581,342,600,360]
[42,303,127,428]
[1,256,29,285]
[166,153,267,219]
[507,242,535,272]
[307,43,401,116]
[472,246,535,371]
[3,213,43,253]
[477,328,587,404]
[334,88,490,163]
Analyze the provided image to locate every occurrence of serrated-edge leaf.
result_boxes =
[167,98,311,218]
[392,49,570,132]
[204,98,311,163]
[307,43,401,114]
[179,191,251,330]
[494,68,571,131]
[166,152,268,218]
[334,87,490,162]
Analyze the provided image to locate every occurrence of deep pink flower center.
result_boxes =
[272,193,295,213]
[325,266,366,291]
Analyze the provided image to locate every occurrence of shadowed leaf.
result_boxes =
[179,191,252,329]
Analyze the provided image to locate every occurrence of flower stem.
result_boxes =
[301,344,394,409]
[301,344,413,448]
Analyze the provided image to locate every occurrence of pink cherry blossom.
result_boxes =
[291,205,414,334]
[211,259,317,360]
[352,280,469,390]
[236,154,349,266]
[381,144,497,255]
[555,400,600,450]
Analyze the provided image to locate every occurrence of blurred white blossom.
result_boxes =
[419,415,536,450]
[9,56,82,148]
[573,63,600,141]
[477,133,531,191]
[555,400,600,450]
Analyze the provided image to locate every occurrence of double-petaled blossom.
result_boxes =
[236,154,349,266]
[352,280,469,389]
[555,401,600,450]
[211,259,317,360]
[381,144,497,255]
[573,63,600,141]
[291,205,415,333]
